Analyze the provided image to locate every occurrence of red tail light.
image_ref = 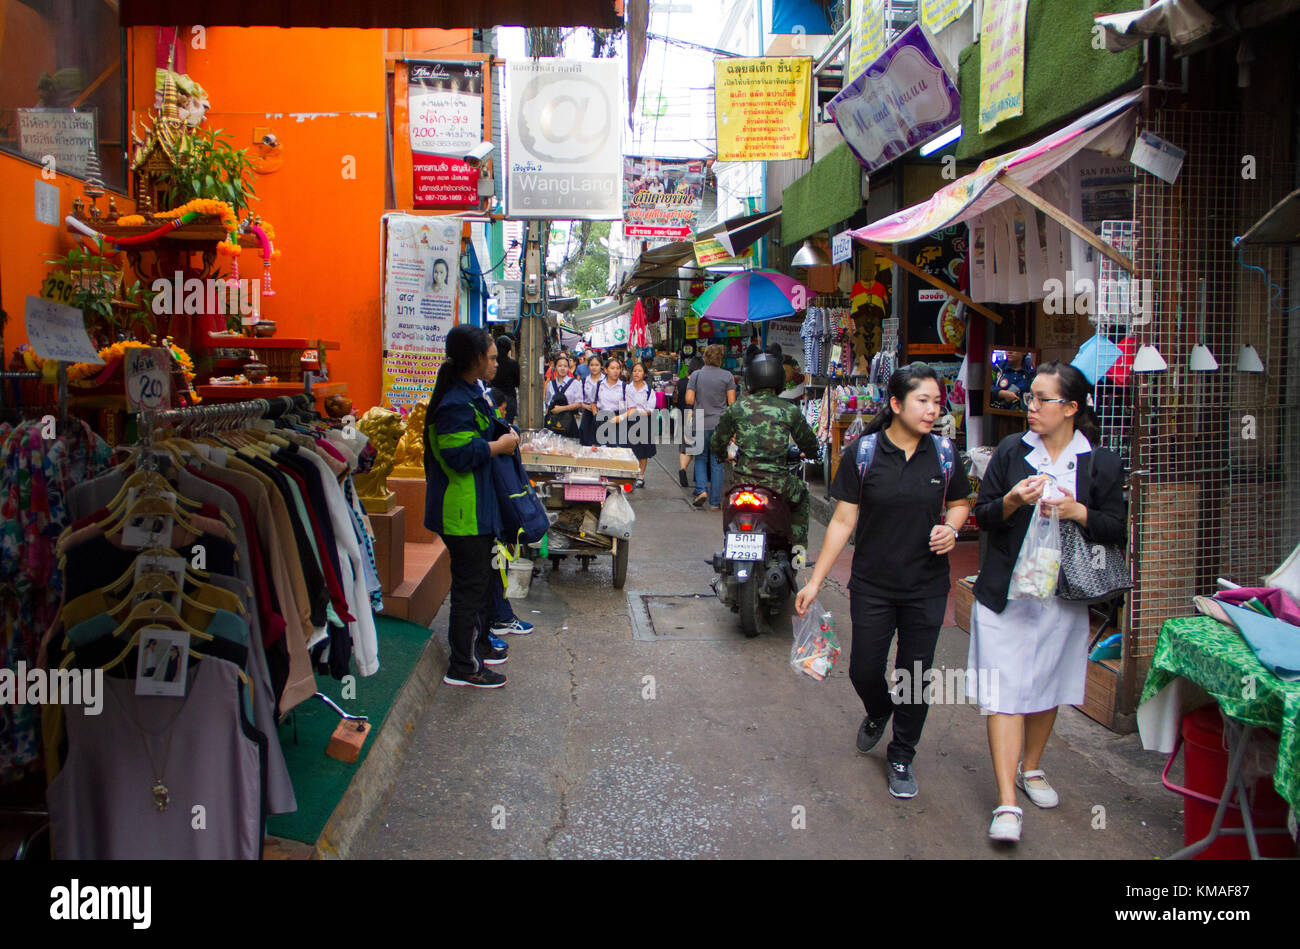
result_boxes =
[731,490,768,510]
[736,515,756,532]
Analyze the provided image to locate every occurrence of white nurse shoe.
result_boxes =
[988,805,1023,842]
[1016,764,1061,809]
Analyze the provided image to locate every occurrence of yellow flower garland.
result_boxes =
[33,339,197,386]
[154,198,239,233]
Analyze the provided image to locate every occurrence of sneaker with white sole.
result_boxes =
[1016,764,1060,808]
[490,619,534,636]
[887,761,918,798]
[481,646,509,666]
[487,632,508,651]
[443,668,507,688]
[988,805,1023,841]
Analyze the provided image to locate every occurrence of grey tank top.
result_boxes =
[48,656,266,859]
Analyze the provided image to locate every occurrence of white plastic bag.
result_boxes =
[597,488,635,539]
[1008,500,1062,602]
[790,600,841,681]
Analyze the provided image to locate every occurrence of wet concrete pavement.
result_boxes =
[357,454,1185,859]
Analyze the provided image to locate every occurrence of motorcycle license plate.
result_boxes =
[725,532,765,561]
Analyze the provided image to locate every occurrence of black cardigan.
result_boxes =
[972,432,1127,614]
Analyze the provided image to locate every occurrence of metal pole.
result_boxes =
[518,219,548,431]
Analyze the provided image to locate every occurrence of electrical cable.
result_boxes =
[1233,241,1300,313]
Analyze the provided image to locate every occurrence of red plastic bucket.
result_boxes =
[1164,705,1292,859]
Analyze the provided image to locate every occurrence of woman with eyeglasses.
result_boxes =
[970,361,1126,843]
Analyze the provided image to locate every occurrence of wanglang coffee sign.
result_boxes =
[408,60,484,209]
[827,24,960,174]
[506,58,621,220]
[623,156,706,239]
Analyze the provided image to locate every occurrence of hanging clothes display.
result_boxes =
[0,418,114,782]
[2,396,382,859]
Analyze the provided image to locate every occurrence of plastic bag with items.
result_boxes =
[791,599,840,681]
[1008,493,1062,602]
[597,487,635,539]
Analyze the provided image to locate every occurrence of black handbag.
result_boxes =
[544,378,579,438]
[1056,519,1132,604]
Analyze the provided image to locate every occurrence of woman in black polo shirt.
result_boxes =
[796,364,971,800]
[970,362,1125,843]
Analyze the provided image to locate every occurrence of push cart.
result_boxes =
[521,450,638,589]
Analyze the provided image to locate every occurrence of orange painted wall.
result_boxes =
[3,25,475,413]
[0,153,134,356]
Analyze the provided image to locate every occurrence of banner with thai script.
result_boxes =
[382,214,460,411]
[978,0,1028,133]
[921,0,972,33]
[847,0,885,82]
[623,156,706,240]
[409,60,483,209]
[506,58,621,219]
[693,238,754,268]
[714,57,811,161]
[828,23,961,174]
[18,109,95,178]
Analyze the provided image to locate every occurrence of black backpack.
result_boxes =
[544,377,579,438]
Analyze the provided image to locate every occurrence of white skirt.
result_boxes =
[967,595,1092,715]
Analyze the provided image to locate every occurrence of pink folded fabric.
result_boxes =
[1214,587,1300,626]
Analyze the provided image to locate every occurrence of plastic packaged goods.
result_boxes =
[791,601,841,681]
[1008,498,1062,602]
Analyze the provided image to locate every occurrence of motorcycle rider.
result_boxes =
[711,354,820,549]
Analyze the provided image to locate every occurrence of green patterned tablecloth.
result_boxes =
[1141,616,1300,812]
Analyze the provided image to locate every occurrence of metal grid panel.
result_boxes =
[1125,108,1298,674]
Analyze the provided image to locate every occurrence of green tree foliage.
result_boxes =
[563,221,612,309]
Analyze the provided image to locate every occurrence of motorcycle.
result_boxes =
[710,445,806,637]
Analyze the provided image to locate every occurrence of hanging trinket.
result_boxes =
[152,780,171,811]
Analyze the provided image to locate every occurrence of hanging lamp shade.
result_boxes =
[1189,343,1219,371]
[1132,344,1168,372]
[1237,344,1265,373]
[791,238,830,268]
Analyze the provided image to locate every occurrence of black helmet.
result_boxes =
[746,354,785,393]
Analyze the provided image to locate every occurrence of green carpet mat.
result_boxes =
[266,615,433,845]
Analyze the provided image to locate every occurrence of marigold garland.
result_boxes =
[33,339,197,386]
[154,198,238,233]
[116,215,146,227]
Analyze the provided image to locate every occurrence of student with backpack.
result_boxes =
[795,364,971,799]
[543,355,584,439]
[592,356,630,445]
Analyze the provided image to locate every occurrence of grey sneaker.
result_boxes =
[887,761,918,798]
[856,713,890,754]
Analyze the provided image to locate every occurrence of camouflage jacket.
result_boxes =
[712,391,820,483]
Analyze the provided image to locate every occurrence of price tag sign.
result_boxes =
[24,295,104,364]
[39,271,76,305]
[125,347,172,412]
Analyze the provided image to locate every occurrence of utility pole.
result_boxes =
[518,218,548,431]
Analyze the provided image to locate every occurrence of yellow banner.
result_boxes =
[383,351,444,416]
[921,0,972,34]
[979,0,1029,133]
[684,316,699,339]
[848,0,885,81]
[693,238,754,269]
[715,57,811,161]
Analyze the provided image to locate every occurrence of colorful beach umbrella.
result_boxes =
[690,269,808,322]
